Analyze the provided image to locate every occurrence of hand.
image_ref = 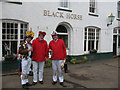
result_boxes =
[28,48,33,51]
[61,59,66,68]
[45,57,48,61]
[63,59,66,64]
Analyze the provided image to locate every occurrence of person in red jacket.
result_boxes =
[49,31,67,87]
[32,31,49,85]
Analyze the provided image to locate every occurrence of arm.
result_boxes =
[19,42,28,55]
[45,41,49,61]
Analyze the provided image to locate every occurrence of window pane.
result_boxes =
[15,35,18,39]
[24,24,27,28]
[2,41,10,56]
[20,29,23,34]
[88,40,94,51]
[11,23,14,28]
[88,40,90,51]
[21,24,23,28]
[11,29,14,34]
[89,0,95,13]
[7,35,10,39]
[11,35,15,39]
[118,1,120,18]
[118,11,120,18]
[2,35,6,39]
[64,0,68,7]
[90,7,95,13]
[61,0,68,8]
[119,29,120,34]
[2,23,6,28]
[84,40,86,51]
[2,29,6,34]
[7,29,10,34]
[11,41,17,54]
[96,40,98,50]
[7,23,10,28]
[114,29,117,33]
[92,40,94,50]
[117,1,120,10]
[20,35,23,39]
[15,23,18,28]
[15,29,18,34]
[118,36,120,47]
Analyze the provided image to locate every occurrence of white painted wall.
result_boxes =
[1,1,118,57]
[0,2,3,62]
[0,2,2,89]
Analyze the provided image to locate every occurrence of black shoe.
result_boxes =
[32,82,37,85]
[26,82,32,86]
[22,84,29,89]
[52,81,57,85]
[39,81,43,84]
[29,71,33,76]
[60,82,67,87]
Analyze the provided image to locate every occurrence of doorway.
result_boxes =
[56,22,73,55]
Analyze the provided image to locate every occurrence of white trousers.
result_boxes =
[21,57,31,85]
[33,61,45,82]
[52,60,64,83]
[28,58,32,74]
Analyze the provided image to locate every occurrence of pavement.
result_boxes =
[1,57,119,89]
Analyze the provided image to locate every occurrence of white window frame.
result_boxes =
[89,0,97,14]
[60,0,70,9]
[84,27,100,53]
[117,1,120,18]
[113,27,120,56]
[2,20,28,56]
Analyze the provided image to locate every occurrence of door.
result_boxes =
[113,35,117,56]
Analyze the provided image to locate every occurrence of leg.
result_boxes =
[52,60,57,82]
[26,58,31,83]
[38,62,45,82]
[57,60,64,83]
[27,58,32,74]
[32,61,38,83]
[21,58,28,85]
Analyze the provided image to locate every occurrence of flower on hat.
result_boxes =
[25,28,34,38]
[51,31,58,36]
[26,30,30,37]
[30,28,34,37]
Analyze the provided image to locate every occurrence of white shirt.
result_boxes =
[27,43,32,56]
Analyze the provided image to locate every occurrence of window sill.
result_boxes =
[5,1,22,5]
[116,18,120,21]
[88,13,99,17]
[58,7,72,12]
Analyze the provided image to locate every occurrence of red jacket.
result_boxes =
[32,38,49,62]
[49,39,67,60]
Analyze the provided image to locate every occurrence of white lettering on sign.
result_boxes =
[43,10,82,20]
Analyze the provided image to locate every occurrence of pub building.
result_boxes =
[0,0,119,61]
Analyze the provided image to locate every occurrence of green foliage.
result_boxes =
[82,56,88,61]
[44,59,52,68]
[90,49,97,54]
[4,55,17,61]
[4,55,14,59]
[70,56,88,64]
[70,58,76,64]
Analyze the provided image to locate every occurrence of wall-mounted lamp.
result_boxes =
[107,13,115,27]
